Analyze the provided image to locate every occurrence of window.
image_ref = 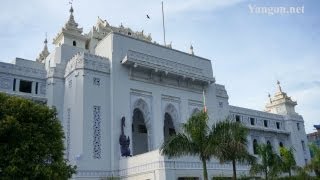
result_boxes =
[73,40,76,47]
[93,106,101,159]
[301,140,306,151]
[279,142,284,147]
[66,108,71,160]
[13,78,16,91]
[267,140,272,149]
[297,123,300,131]
[276,122,280,129]
[267,140,271,145]
[235,115,241,122]
[138,125,147,133]
[253,139,258,154]
[219,101,223,108]
[35,82,38,94]
[68,80,72,88]
[19,80,32,93]
[250,117,255,125]
[169,128,176,136]
[264,120,268,127]
[93,77,100,86]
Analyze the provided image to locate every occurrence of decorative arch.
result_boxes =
[131,98,152,155]
[133,98,151,127]
[164,103,180,129]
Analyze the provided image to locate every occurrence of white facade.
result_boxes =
[0,7,310,179]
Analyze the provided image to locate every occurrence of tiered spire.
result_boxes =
[265,81,297,115]
[53,5,85,46]
[63,6,83,34]
[36,36,50,63]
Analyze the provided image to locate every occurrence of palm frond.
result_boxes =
[160,133,197,158]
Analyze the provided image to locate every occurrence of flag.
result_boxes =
[203,89,207,112]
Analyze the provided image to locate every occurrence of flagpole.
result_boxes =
[161,1,166,46]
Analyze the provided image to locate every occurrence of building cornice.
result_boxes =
[64,52,110,77]
[121,50,214,84]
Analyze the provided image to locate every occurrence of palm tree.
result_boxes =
[305,143,320,177]
[250,143,282,180]
[160,111,213,180]
[210,119,256,180]
[279,146,297,177]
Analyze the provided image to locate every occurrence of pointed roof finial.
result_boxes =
[69,0,73,13]
[44,32,48,44]
[190,44,194,55]
[70,5,74,14]
[36,34,50,63]
[268,93,272,103]
[277,80,282,92]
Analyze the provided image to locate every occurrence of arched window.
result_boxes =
[253,139,258,154]
[267,140,273,150]
[132,108,148,156]
[73,40,77,47]
[267,140,271,145]
[279,142,284,148]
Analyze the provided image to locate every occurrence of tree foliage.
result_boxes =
[305,143,320,177]
[250,143,282,179]
[161,112,255,180]
[211,119,255,180]
[0,93,76,179]
[160,111,212,180]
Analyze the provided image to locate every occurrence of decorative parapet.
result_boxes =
[47,64,65,79]
[0,62,46,79]
[121,50,215,84]
[64,52,110,77]
[215,84,228,98]
[75,150,250,178]
[88,17,152,42]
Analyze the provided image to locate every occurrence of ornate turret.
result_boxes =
[53,6,86,48]
[265,81,298,115]
[36,37,50,63]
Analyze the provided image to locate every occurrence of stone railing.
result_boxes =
[118,150,250,177]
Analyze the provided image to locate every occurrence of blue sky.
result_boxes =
[0,0,319,133]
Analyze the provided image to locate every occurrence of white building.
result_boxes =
[0,7,310,179]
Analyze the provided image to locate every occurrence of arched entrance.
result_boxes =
[132,108,148,155]
[163,112,176,142]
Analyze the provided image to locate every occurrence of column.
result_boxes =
[247,135,253,154]
[15,79,20,92]
[152,92,163,149]
[31,81,36,94]
[273,137,280,155]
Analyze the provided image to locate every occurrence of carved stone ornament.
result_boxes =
[119,116,131,157]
